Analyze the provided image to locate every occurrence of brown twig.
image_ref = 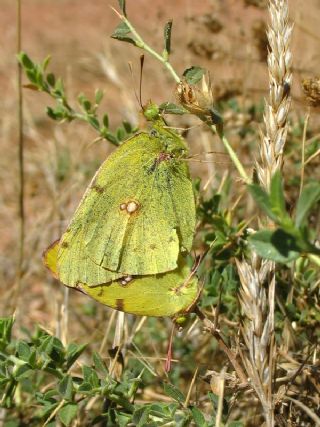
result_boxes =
[195,306,248,386]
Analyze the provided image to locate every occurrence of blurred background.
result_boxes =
[1,0,319,364]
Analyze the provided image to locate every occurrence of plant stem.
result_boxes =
[300,108,310,195]
[16,0,25,306]
[212,125,251,184]
[114,9,180,83]
[195,307,248,386]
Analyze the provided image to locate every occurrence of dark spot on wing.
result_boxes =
[61,241,69,248]
[168,236,175,243]
[98,287,104,297]
[116,298,124,311]
[150,244,156,250]
[92,184,105,193]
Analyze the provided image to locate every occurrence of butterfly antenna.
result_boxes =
[139,54,145,110]
[128,61,140,107]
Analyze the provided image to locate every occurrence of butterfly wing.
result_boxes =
[45,240,199,317]
[57,129,195,285]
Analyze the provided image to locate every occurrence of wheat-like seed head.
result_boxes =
[256,0,293,190]
[237,1,292,425]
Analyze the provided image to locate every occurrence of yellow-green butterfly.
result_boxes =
[44,241,199,317]
[52,103,196,287]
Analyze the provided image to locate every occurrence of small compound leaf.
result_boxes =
[163,20,173,56]
[248,229,300,263]
[190,406,208,427]
[295,182,320,227]
[58,402,78,427]
[163,382,185,404]
[183,66,205,84]
[159,102,187,115]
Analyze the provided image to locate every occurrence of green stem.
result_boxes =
[121,14,180,83]
[307,253,320,268]
[212,125,251,184]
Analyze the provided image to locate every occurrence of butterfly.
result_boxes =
[48,104,196,287]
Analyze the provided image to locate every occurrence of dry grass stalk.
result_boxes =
[237,0,292,425]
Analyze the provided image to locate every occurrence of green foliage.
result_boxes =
[17,52,137,146]
[0,319,221,426]
[183,66,206,84]
[248,172,320,263]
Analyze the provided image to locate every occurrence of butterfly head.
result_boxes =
[143,101,161,122]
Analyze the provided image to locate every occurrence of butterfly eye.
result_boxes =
[150,129,158,138]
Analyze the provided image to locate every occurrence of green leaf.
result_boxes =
[93,351,109,375]
[103,114,109,128]
[248,229,300,263]
[133,406,151,426]
[105,131,119,146]
[42,55,51,71]
[248,184,279,223]
[163,20,173,56]
[95,89,104,105]
[87,116,100,130]
[159,102,187,115]
[0,317,14,349]
[58,402,78,427]
[118,0,127,16]
[54,78,65,97]
[116,127,126,141]
[82,366,100,388]
[65,342,87,369]
[16,340,31,362]
[190,406,208,427]
[163,382,185,404]
[183,66,205,84]
[47,73,56,87]
[17,52,34,69]
[13,363,31,380]
[59,375,73,401]
[269,172,287,219]
[122,121,132,133]
[111,22,137,46]
[295,182,320,227]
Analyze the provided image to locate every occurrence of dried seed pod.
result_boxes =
[302,77,320,107]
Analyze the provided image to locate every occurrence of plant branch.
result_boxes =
[111,7,180,83]
[195,307,248,386]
